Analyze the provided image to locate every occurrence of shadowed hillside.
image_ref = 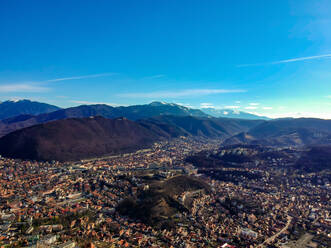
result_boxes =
[117,175,210,229]
[0,115,264,161]
[223,118,331,147]
[139,115,263,140]
[0,116,162,161]
[295,145,331,172]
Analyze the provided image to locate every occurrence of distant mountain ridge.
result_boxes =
[201,108,270,120]
[0,101,209,137]
[0,99,60,120]
[0,100,271,137]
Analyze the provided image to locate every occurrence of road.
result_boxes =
[257,215,292,247]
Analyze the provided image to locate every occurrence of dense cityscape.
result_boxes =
[1,1,331,247]
[0,138,330,247]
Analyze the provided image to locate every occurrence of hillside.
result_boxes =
[295,145,331,172]
[117,175,210,229]
[0,99,60,120]
[0,115,264,161]
[138,115,263,140]
[0,116,163,161]
[223,118,331,147]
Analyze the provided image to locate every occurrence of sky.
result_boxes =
[0,0,331,119]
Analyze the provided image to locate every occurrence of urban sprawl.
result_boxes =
[0,138,330,248]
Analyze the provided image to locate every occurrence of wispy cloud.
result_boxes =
[0,84,49,93]
[249,103,260,106]
[0,73,116,93]
[70,100,122,106]
[264,111,331,119]
[262,107,273,110]
[45,73,116,82]
[200,103,214,109]
[175,102,194,108]
[225,105,240,109]
[118,89,245,98]
[245,106,258,110]
[141,74,166,80]
[238,53,331,67]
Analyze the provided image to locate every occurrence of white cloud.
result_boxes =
[245,111,268,117]
[0,73,116,93]
[200,103,214,109]
[271,54,331,64]
[70,100,122,106]
[238,53,331,67]
[249,103,260,106]
[118,89,245,98]
[245,106,258,110]
[45,73,116,82]
[175,102,194,108]
[265,112,331,119]
[262,107,273,110]
[0,84,49,93]
[141,74,166,80]
[225,105,240,109]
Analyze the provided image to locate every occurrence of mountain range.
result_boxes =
[0,99,60,120]
[0,99,331,162]
[0,101,267,137]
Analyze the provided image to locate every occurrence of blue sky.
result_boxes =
[0,0,331,118]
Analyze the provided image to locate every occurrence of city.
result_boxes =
[1,1,331,247]
[0,138,330,247]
